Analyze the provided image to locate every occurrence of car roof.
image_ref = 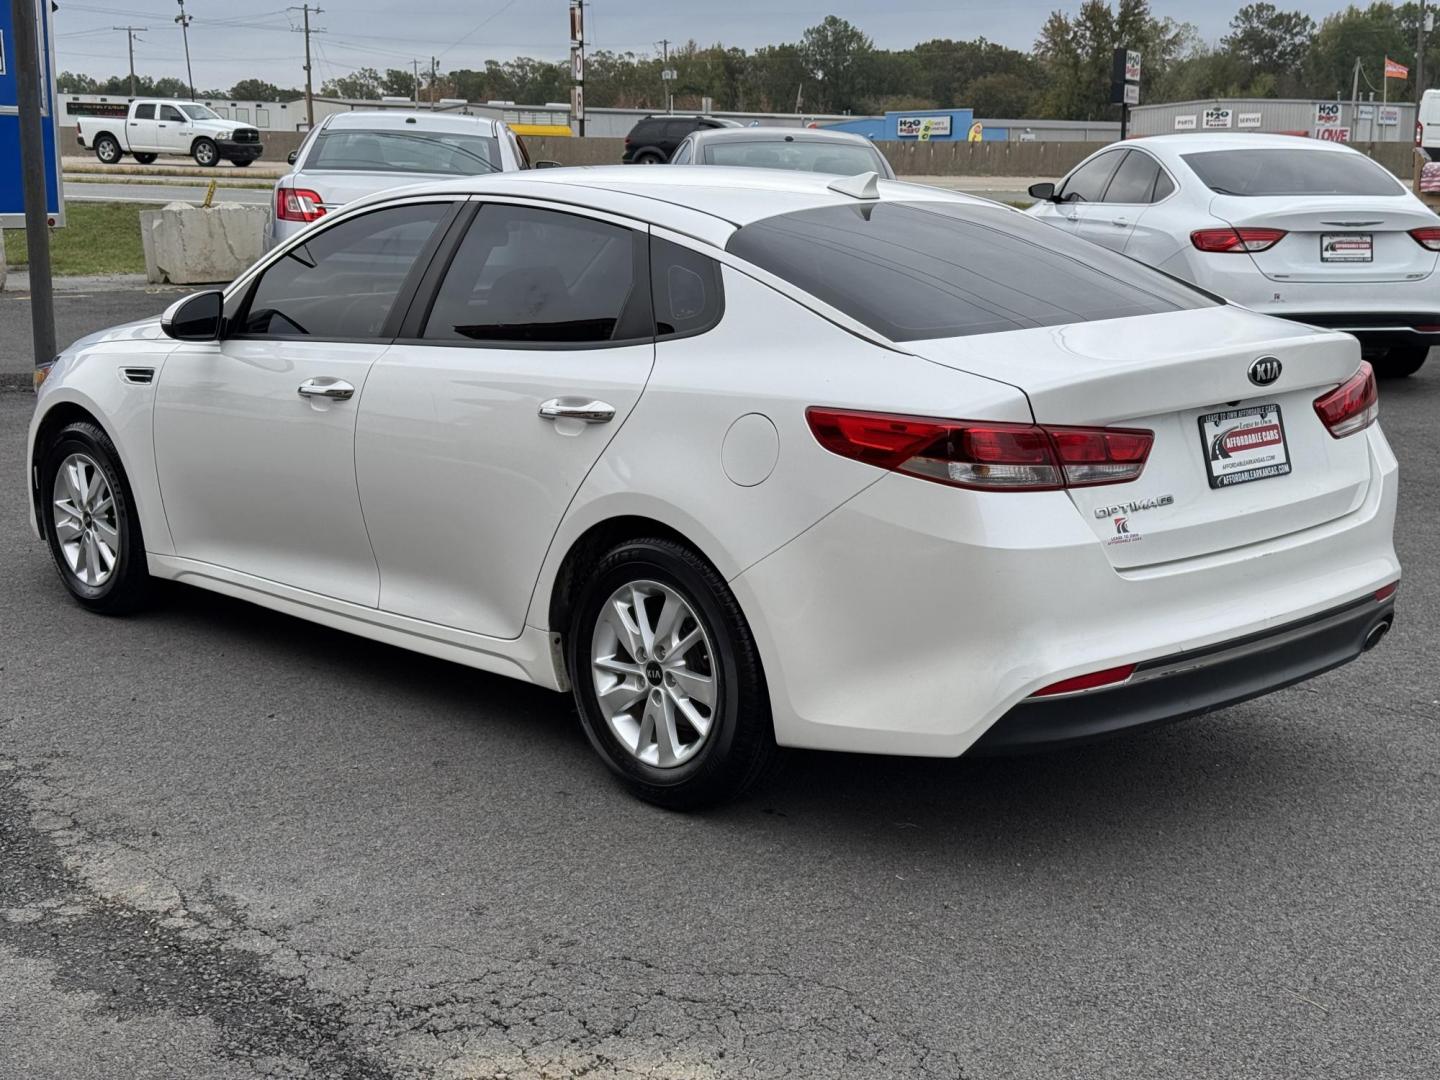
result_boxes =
[321,110,504,135]
[689,127,876,146]
[1127,132,1365,157]
[347,165,994,248]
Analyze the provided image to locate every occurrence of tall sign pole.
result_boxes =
[8,0,57,376]
[1111,47,1142,138]
[570,0,585,137]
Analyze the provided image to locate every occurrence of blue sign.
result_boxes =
[1,0,65,228]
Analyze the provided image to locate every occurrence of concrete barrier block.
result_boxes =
[143,201,267,285]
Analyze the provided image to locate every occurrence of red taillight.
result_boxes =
[1190,227,1287,253]
[1031,664,1137,697]
[804,408,1153,492]
[1374,581,1399,602]
[276,186,325,223]
[1312,362,1378,439]
[1409,226,1440,251]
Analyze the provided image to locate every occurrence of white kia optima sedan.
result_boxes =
[1026,133,1440,378]
[27,167,1400,808]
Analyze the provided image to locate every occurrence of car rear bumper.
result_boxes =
[1266,311,1440,349]
[974,591,1397,752]
[731,427,1399,758]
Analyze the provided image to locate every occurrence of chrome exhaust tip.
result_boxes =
[1363,619,1392,652]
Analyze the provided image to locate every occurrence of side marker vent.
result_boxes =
[119,366,155,385]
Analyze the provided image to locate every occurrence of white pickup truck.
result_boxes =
[75,99,264,167]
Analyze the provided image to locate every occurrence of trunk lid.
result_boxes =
[1209,194,1440,284]
[906,306,1373,568]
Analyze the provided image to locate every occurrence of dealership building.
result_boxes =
[1126,98,1417,143]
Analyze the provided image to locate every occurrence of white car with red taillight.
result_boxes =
[268,110,530,247]
[1026,132,1440,378]
[29,166,1400,809]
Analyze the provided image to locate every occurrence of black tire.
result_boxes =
[232,158,253,168]
[38,421,152,615]
[132,152,158,164]
[94,134,122,164]
[632,149,666,164]
[567,537,780,809]
[1371,345,1428,378]
[192,138,219,167]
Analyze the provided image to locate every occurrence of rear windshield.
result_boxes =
[705,140,882,176]
[1181,148,1403,197]
[725,201,1215,342]
[308,129,502,176]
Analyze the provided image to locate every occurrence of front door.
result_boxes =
[1071,149,1163,253]
[157,104,190,154]
[355,200,657,638]
[153,199,458,606]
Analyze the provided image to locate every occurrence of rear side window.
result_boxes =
[1181,148,1404,196]
[1102,151,1162,204]
[421,203,648,345]
[1059,150,1124,203]
[726,201,1215,342]
[651,237,724,337]
[133,104,155,120]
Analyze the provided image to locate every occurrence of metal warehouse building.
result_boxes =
[1127,98,1416,143]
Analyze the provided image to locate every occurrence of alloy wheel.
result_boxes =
[51,453,120,587]
[590,580,718,768]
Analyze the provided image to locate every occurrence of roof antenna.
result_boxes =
[827,171,880,200]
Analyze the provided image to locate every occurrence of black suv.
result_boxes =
[622,115,741,164]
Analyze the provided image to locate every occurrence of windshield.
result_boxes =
[1181,148,1404,197]
[705,139,885,176]
[307,129,502,176]
[180,104,220,121]
[726,201,1214,341]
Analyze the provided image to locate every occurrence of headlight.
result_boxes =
[216,130,233,141]
[34,357,58,392]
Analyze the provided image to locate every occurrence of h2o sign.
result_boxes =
[1316,102,1342,126]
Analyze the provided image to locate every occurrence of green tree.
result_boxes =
[229,79,295,101]
[1306,4,1417,100]
[800,16,873,112]
[320,67,384,100]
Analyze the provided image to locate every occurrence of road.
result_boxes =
[1,351,1437,1078]
[64,181,271,207]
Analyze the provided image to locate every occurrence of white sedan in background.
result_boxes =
[1027,133,1440,377]
[269,111,534,246]
[30,167,1399,808]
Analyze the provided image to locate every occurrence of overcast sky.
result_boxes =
[53,0,1347,94]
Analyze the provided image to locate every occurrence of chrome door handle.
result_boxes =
[1111,217,1130,226]
[538,397,615,423]
[298,377,355,401]
[1065,213,1080,222]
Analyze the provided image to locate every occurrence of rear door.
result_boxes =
[355,199,656,638]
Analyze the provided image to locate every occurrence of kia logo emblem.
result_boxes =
[1249,356,1282,386]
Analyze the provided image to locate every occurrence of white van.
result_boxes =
[1416,89,1440,159]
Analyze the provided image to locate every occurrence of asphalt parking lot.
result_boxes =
[1,349,1437,1078]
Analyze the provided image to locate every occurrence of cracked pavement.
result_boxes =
[1,360,1438,1079]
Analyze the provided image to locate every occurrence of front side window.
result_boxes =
[1059,150,1124,203]
[159,105,184,123]
[308,129,502,176]
[133,104,155,120]
[726,201,1215,342]
[1181,148,1404,197]
[704,140,882,176]
[421,204,645,344]
[1102,150,1163,204]
[241,202,451,339]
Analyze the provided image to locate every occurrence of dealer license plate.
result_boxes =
[1198,403,1291,489]
[1320,233,1373,263]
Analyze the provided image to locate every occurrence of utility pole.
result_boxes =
[10,0,56,378]
[412,59,420,104]
[174,0,195,99]
[1419,0,1429,107]
[430,56,438,108]
[289,5,324,129]
[113,26,148,98]
[659,38,670,113]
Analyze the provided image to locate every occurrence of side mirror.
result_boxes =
[533,159,562,169]
[162,290,224,342]
[287,150,298,165]
[1027,181,1057,201]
